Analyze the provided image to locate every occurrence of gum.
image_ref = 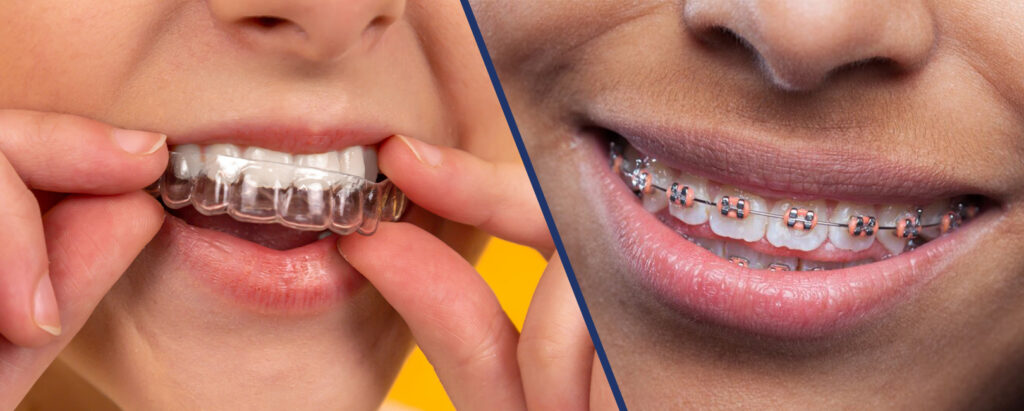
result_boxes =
[148,151,406,235]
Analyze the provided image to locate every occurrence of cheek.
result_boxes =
[407,5,499,153]
[0,1,167,112]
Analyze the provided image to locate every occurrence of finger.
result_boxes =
[0,151,54,346]
[378,135,552,253]
[590,354,620,411]
[337,223,526,410]
[0,191,164,409]
[0,109,167,194]
[519,254,595,411]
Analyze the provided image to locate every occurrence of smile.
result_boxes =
[147,126,409,315]
[610,137,982,270]
[150,143,406,237]
[580,126,1002,339]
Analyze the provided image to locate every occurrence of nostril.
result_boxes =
[693,26,764,69]
[368,16,393,28]
[360,15,395,40]
[695,26,761,62]
[704,27,752,51]
[830,56,901,78]
[248,16,289,30]
[239,16,307,38]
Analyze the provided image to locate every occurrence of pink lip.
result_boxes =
[157,215,365,314]
[167,121,393,153]
[581,134,998,339]
[587,114,997,205]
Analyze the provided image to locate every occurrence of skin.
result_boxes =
[0,0,614,409]
[474,0,1024,409]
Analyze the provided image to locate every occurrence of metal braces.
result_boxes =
[610,142,976,240]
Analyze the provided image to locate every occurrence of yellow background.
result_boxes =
[384,237,546,410]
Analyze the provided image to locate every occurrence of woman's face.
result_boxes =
[0,0,506,409]
[477,0,1024,408]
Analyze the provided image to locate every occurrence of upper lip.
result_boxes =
[585,112,995,205]
[166,119,395,153]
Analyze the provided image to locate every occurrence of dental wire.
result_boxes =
[644,182,941,230]
[608,141,973,238]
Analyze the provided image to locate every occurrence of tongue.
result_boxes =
[171,207,325,250]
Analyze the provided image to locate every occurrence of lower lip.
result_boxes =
[581,135,993,339]
[155,214,365,315]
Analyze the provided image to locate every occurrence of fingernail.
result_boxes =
[396,135,441,167]
[112,129,166,155]
[33,273,62,337]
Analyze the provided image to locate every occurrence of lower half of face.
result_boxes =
[488,1,1024,408]
[0,0,492,408]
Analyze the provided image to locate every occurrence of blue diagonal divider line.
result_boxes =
[457,1,628,409]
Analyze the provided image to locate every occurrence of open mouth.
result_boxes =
[150,143,406,250]
[145,132,409,314]
[609,134,986,271]
[580,126,1002,338]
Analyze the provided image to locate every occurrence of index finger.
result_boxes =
[0,110,167,194]
[336,223,527,410]
[378,135,552,253]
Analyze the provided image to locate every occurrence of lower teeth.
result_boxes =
[683,235,872,271]
[149,151,407,236]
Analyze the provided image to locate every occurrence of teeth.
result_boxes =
[723,241,770,269]
[363,148,379,181]
[668,173,710,225]
[642,158,673,212]
[843,259,873,268]
[689,228,861,271]
[241,147,294,188]
[295,152,344,185]
[828,202,877,251]
[919,200,949,239]
[154,147,405,235]
[693,236,725,256]
[610,142,977,268]
[765,199,827,251]
[294,151,341,170]
[204,144,243,183]
[337,146,367,179]
[877,204,916,255]
[242,147,293,187]
[708,186,767,243]
[768,255,798,271]
[184,144,379,184]
[171,144,202,179]
[767,259,797,271]
[798,260,845,271]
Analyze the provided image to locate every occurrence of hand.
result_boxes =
[0,110,167,409]
[337,136,616,410]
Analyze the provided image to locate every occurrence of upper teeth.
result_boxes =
[172,143,378,186]
[709,186,769,243]
[765,199,827,251]
[154,143,404,236]
[828,202,878,252]
[613,143,972,258]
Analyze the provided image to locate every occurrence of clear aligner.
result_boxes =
[609,141,978,241]
[148,151,407,236]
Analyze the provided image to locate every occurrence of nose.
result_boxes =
[208,0,406,62]
[683,0,935,91]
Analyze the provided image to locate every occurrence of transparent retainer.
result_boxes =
[147,151,407,236]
